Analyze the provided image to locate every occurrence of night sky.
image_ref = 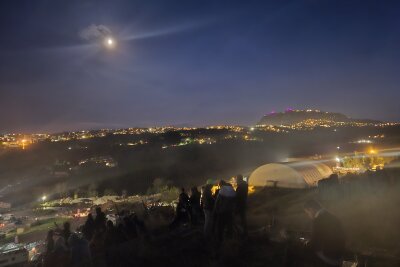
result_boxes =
[0,0,399,133]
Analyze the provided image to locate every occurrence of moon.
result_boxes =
[105,37,115,48]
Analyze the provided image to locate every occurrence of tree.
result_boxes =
[146,178,179,202]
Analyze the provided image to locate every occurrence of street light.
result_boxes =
[41,195,47,202]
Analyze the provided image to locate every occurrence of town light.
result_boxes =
[335,157,341,162]
[41,195,47,201]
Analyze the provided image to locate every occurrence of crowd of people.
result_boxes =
[169,175,347,266]
[170,174,249,244]
[37,174,349,267]
[41,207,147,267]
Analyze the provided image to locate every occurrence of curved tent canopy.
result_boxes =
[249,161,333,189]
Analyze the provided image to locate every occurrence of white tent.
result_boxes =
[249,161,333,189]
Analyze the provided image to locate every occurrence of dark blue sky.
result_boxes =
[0,0,399,132]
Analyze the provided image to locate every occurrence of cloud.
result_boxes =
[123,19,215,42]
[79,24,112,41]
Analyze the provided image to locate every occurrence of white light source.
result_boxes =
[335,157,340,162]
[105,37,115,48]
[41,195,47,201]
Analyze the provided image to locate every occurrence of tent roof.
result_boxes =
[249,161,332,188]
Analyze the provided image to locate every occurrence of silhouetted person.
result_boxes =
[54,221,71,246]
[95,206,107,231]
[83,213,95,241]
[60,222,71,247]
[170,188,190,229]
[89,230,106,267]
[235,174,248,237]
[212,186,220,235]
[116,223,129,244]
[49,237,69,267]
[287,200,346,267]
[54,236,67,253]
[104,220,118,248]
[131,214,149,240]
[179,187,189,207]
[123,216,138,239]
[214,180,236,243]
[104,220,127,266]
[189,186,201,225]
[69,233,91,267]
[46,230,55,253]
[43,230,55,267]
[201,183,215,237]
[305,200,345,266]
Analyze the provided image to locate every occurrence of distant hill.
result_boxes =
[257,109,381,126]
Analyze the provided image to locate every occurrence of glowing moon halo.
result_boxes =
[105,37,115,48]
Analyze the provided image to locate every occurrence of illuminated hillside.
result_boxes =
[257,109,381,127]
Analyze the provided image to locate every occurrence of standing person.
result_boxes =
[178,187,190,220]
[235,174,248,237]
[189,186,201,225]
[89,230,106,267]
[304,200,345,266]
[131,214,149,240]
[286,200,346,267]
[170,188,190,229]
[94,207,107,231]
[51,237,69,267]
[83,213,95,241]
[104,220,118,248]
[69,233,92,267]
[104,220,119,266]
[46,230,55,253]
[214,180,236,243]
[43,230,55,267]
[123,216,138,240]
[179,187,189,206]
[201,182,215,237]
[63,222,71,243]
[54,221,72,247]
